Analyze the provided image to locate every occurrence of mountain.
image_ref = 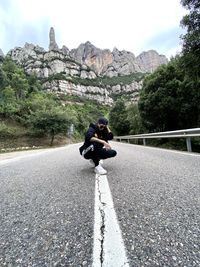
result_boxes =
[70,42,168,76]
[3,27,168,105]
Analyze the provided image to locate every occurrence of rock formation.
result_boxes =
[49,27,59,51]
[70,42,113,75]
[102,47,141,77]
[43,79,142,106]
[70,42,168,76]
[61,45,70,55]
[7,43,97,79]
[6,27,169,105]
[0,48,4,58]
[135,50,168,73]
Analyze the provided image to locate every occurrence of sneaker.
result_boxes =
[89,159,95,167]
[94,165,107,175]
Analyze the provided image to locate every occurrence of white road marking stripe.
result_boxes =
[92,174,129,267]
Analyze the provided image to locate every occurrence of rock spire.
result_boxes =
[49,27,59,51]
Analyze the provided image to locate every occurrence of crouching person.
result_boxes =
[79,118,117,175]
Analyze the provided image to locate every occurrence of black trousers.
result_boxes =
[84,144,117,166]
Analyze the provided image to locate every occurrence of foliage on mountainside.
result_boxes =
[0,57,110,150]
[44,72,146,87]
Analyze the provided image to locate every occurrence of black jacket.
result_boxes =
[79,123,114,155]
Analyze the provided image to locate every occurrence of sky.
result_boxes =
[0,0,187,59]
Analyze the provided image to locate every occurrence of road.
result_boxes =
[0,142,200,267]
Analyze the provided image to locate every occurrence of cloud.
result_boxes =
[143,27,186,58]
[0,0,51,52]
[0,0,187,57]
[0,0,11,12]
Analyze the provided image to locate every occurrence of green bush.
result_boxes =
[0,122,25,137]
[43,72,147,88]
[0,122,13,137]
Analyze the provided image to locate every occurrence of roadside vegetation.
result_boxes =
[109,0,200,152]
[0,57,110,151]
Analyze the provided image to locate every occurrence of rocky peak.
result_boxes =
[49,27,59,51]
[0,48,4,57]
[7,43,45,64]
[102,47,140,76]
[70,42,113,74]
[136,50,168,73]
[70,42,168,76]
[61,45,70,55]
[112,47,136,60]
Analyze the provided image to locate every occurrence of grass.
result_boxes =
[0,119,74,153]
[0,134,72,152]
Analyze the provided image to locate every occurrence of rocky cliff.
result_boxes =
[6,27,168,105]
[70,43,168,76]
[7,43,97,79]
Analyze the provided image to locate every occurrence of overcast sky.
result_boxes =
[0,0,187,58]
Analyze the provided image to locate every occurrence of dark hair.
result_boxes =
[98,117,108,125]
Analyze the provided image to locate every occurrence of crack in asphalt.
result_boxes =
[99,208,105,266]
[97,175,106,266]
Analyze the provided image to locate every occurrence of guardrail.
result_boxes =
[114,128,200,152]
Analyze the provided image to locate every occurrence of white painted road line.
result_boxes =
[92,174,129,267]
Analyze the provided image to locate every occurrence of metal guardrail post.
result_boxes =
[143,138,146,146]
[186,137,192,152]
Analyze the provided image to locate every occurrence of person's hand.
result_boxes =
[106,126,111,133]
[104,142,112,150]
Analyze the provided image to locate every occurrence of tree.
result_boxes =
[2,57,17,78]
[10,72,29,100]
[27,74,42,93]
[22,92,58,115]
[22,92,75,144]
[180,0,200,78]
[181,0,200,53]
[109,99,130,135]
[138,57,200,132]
[30,109,72,146]
[0,86,20,117]
[139,62,178,131]
[179,0,200,127]
[0,66,8,89]
[2,57,29,100]
[127,103,143,134]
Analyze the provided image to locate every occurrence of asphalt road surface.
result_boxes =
[0,142,200,267]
